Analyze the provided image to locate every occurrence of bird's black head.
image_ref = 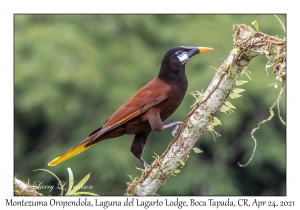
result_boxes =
[158,46,213,82]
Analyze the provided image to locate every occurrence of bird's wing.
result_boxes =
[91,78,170,140]
[48,78,169,167]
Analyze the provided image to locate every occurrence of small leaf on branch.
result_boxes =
[220,105,230,112]
[224,101,236,109]
[174,169,181,173]
[251,20,259,31]
[67,173,91,195]
[233,88,245,94]
[236,80,248,85]
[192,147,203,153]
[212,117,222,126]
[230,93,242,99]
[179,159,185,166]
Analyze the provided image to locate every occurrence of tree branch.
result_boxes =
[14,177,43,196]
[125,24,286,195]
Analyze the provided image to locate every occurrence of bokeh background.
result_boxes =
[14,14,286,196]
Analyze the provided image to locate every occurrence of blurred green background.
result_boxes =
[14,14,286,196]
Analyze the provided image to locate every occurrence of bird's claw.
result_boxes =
[138,157,150,175]
[140,162,150,175]
[144,162,150,169]
[172,122,183,137]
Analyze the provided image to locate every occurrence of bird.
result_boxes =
[48,46,213,168]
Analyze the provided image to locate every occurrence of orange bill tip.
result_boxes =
[198,47,214,53]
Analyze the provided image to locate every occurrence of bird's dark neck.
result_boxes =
[157,64,188,96]
[158,63,187,84]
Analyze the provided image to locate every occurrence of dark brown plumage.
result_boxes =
[48,46,213,167]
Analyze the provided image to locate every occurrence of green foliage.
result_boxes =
[189,90,203,108]
[236,80,248,85]
[232,88,245,94]
[251,20,259,31]
[173,169,181,174]
[220,104,235,115]
[65,170,97,196]
[192,147,203,153]
[34,168,97,196]
[224,102,236,110]
[14,14,286,196]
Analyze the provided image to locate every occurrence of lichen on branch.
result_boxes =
[14,177,43,196]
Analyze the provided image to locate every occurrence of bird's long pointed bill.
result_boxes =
[198,47,214,53]
[48,142,94,166]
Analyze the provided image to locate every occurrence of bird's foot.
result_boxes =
[138,157,150,175]
[138,157,165,185]
[140,164,151,175]
[162,121,183,137]
[171,122,183,137]
[143,162,150,169]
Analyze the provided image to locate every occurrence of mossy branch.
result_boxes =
[125,23,286,196]
[14,177,43,196]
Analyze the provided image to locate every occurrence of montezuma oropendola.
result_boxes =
[48,46,213,168]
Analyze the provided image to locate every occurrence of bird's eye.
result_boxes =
[176,50,183,55]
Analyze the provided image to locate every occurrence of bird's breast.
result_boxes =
[159,83,188,121]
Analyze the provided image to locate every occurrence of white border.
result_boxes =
[1,0,298,209]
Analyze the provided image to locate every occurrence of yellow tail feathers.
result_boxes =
[48,142,94,166]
